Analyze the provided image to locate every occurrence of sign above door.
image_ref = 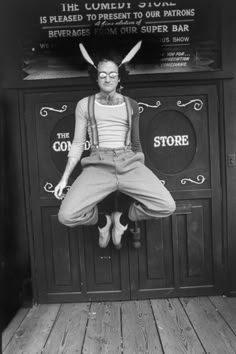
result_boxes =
[20,0,221,80]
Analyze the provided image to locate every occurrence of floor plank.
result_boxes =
[121,300,163,354]
[181,297,236,354]
[42,303,90,354]
[3,297,236,354]
[151,298,205,353]
[82,302,121,354]
[3,304,60,354]
[2,308,30,352]
[210,296,236,334]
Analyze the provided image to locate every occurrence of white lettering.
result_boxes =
[49,14,83,23]
[153,135,189,147]
[85,3,131,11]
[52,141,72,152]
[182,135,189,146]
[172,37,189,43]
[145,11,161,18]
[141,25,168,33]
[57,132,70,139]
[172,24,189,32]
[48,28,90,38]
[154,136,161,147]
[120,26,137,34]
[84,140,91,151]
[61,3,80,12]
[52,140,91,152]
[94,27,118,35]
[164,9,195,17]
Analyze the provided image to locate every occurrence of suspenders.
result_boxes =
[87,94,133,148]
[88,95,99,147]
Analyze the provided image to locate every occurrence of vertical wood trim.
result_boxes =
[129,235,140,297]
[208,85,224,292]
[19,91,38,303]
[172,213,180,290]
[25,95,48,302]
[77,226,88,296]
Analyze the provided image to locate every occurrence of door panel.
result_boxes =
[25,91,130,303]
[42,207,82,293]
[127,85,223,298]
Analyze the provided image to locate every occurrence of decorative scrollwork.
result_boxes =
[177,99,203,111]
[181,175,206,185]
[44,182,55,193]
[40,105,68,117]
[138,101,162,113]
[44,182,71,199]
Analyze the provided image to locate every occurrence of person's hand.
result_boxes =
[54,179,68,200]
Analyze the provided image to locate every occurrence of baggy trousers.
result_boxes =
[58,148,176,227]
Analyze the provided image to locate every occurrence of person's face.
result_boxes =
[97,60,120,95]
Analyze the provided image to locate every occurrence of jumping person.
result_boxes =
[54,42,176,248]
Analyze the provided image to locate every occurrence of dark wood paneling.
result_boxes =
[130,199,215,298]
[84,227,129,294]
[128,85,222,298]
[24,84,223,302]
[178,200,213,287]
[51,215,72,286]
[40,206,131,302]
[42,207,82,293]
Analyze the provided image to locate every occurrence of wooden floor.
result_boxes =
[2,296,236,353]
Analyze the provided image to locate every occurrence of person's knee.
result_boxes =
[160,195,176,216]
[58,209,74,226]
[168,197,176,214]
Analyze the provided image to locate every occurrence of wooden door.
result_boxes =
[127,85,223,298]
[24,84,223,303]
[25,91,130,303]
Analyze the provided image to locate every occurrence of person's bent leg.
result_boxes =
[118,152,176,222]
[58,161,117,227]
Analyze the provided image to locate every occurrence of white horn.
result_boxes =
[119,40,142,66]
[79,43,97,69]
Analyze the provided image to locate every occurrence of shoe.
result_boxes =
[111,212,128,248]
[98,215,112,248]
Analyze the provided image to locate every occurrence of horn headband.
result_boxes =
[79,41,142,69]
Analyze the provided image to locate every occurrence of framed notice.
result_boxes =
[21,0,221,80]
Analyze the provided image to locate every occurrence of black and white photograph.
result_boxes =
[1,0,236,353]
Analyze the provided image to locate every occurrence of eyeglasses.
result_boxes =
[98,72,119,79]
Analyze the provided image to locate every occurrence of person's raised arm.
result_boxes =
[54,99,88,199]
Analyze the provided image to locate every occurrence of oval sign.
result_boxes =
[145,110,196,174]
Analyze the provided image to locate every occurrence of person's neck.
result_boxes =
[97,91,123,105]
[99,91,116,101]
